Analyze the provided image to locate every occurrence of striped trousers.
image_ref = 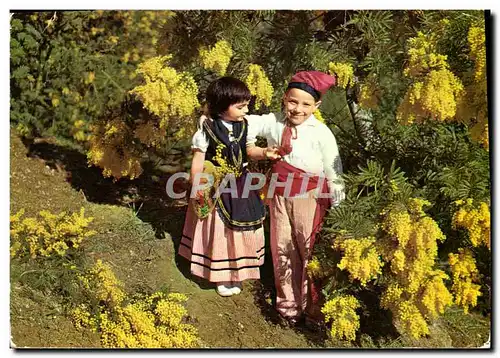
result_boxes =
[269,191,326,318]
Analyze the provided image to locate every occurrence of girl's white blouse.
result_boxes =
[191,119,235,152]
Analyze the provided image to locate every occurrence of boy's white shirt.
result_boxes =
[245,112,345,205]
[191,113,345,205]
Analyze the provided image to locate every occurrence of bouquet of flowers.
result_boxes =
[193,161,218,219]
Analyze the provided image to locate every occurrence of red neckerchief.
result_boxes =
[278,122,297,157]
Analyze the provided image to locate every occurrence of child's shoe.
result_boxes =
[230,282,242,295]
[216,283,234,297]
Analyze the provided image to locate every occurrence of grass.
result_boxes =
[442,308,491,348]
[9,129,491,349]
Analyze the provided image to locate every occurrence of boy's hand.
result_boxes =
[265,145,282,160]
[329,190,345,207]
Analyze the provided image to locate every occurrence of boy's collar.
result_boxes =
[280,113,319,127]
[304,115,320,126]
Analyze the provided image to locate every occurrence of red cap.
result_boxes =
[287,71,336,100]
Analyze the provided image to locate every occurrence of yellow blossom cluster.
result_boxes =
[456,22,488,149]
[87,120,143,180]
[245,64,274,110]
[382,271,452,334]
[10,208,95,259]
[420,70,464,120]
[110,11,173,57]
[397,69,464,124]
[71,304,97,330]
[383,201,446,293]
[84,71,95,85]
[154,299,187,327]
[321,295,360,342]
[15,123,31,137]
[133,121,167,149]
[213,143,242,179]
[313,109,325,123]
[448,249,482,314]
[90,26,105,36]
[120,49,142,69]
[107,36,119,45]
[397,31,465,124]
[380,282,404,308]
[398,22,488,149]
[420,270,454,319]
[306,256,322,278]
[130,55,200,132]
[193,147,242,218]
[452,199,490,249]
[335,237,383,286]
[77,259,126,307]
[199,40,233,76]
[72,119,90,142]
[173,125,197,141]
[328,62,354,89]
[403,32,448,77]
[73,260,199,348]
[407,197,431,217]
[468,24,486,83]
[395,300,430,338]
[381,209,413,250]
[358,76,381,110]
[97,298,198,348]
[378,198,453,338]
[50,93,60,108]
[74,130,87,141]
[468,118,489,149]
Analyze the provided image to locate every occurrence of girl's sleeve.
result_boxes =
[319,126,345,206]
[246,113,276,145]
[191,128,209,152]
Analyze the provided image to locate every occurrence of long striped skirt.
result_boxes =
[178,200,265,283]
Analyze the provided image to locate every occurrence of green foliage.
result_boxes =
[324,159,414,240]
[10,10,170,140]
[309,10,490,343]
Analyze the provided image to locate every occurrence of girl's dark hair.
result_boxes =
[206,77,251,119]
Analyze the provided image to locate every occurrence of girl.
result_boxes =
[178,77,279,297]
[246,71,345,326]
